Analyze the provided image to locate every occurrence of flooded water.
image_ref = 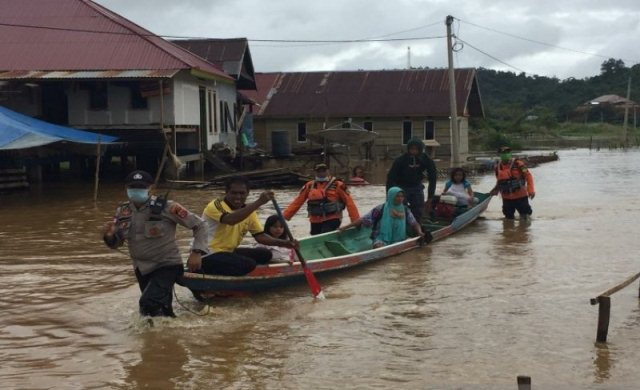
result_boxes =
[2,148,640,389]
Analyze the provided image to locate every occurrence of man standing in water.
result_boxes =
[103,170,208,317]
[188,176,297,276]
[490,146,536,219]
[284,163,360,235]
[386,137,438,222]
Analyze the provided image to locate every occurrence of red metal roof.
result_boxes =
[247,69,484,118]
[0,0,232,80]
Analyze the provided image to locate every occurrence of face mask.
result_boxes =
[500,152,512,162]
[315,176,328,182]
[127,188,150,203]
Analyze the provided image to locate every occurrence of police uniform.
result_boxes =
[104,171,207,317]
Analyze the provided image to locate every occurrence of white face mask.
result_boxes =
[127,188,150,203]
[315,175,329,182]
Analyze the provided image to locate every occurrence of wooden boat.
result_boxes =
[178,192,492,299]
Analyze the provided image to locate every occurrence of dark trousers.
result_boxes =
[502,196,533,219]
[402,185,425,222]
[310,218,341,235]
[201,247,272,276]
[135,264,183,317]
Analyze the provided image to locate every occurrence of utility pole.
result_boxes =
[407,46,411,69]
[446,15,461,166]
[623,73,631,146]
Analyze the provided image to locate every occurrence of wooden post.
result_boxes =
[596,296,611,343]
[516,375,531,390]
[93,137,101,202]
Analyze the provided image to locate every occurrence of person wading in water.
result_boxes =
[385,137,438,222]
[490,146,536,220]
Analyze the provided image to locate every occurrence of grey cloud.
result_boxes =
[96,0,640,79]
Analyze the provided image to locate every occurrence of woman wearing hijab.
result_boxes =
[338,187,425,248]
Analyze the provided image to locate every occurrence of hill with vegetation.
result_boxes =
[472,58,640,150]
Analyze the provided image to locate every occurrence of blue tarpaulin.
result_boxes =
[0,105,117,150]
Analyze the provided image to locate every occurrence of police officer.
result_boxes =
[490,146,536,219]
[103,170,207,317]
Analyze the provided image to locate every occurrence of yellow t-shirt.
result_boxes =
[202,198,264,253]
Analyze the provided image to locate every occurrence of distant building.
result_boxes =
[243,69,484,160]
[0,0,254,174]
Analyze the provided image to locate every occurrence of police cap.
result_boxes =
[125,170,153,187]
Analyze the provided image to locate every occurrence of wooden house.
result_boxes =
[0,0,253,175]
[244,69,484,161]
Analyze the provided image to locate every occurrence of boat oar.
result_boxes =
[272,198,325,300]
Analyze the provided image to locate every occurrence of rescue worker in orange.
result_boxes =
[490,146,536,219]
[283,163,360,235]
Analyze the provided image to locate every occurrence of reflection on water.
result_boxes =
[594,343,613,383]
[2,149,640,388]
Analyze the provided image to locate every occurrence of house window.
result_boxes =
[220,101,227,133]
[233,103,238,132]
[89,82,108,110]
[205,90,213,134]
[211,91,218,133]
[129,83,148,109]
[402,120,412,144]
[297,122,307,142]
[363,121,373,131]
[424,120,435,140]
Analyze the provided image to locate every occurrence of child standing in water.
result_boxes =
[442,167,475,207]
[254,215,296,264]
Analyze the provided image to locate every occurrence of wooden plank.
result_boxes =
[0,181,29,189]
[0,168,26,174]
[590,271,640,304]
[0,175,27,182]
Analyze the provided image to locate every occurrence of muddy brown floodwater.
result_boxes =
[2,148,640,389]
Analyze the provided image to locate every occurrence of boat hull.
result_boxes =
[178,192,492,297]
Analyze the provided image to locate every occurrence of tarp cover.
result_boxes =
[0,105,117,150]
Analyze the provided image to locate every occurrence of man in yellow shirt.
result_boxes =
[187,176,297,276]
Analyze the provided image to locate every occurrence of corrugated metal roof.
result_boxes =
[248,69,484,118]
[173,38,256,89]
[0,0,232,81]
[584,94,638,106]
[0,69,179,80]
[172,39,248,74]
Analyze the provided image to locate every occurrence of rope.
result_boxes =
[173,287,211,316]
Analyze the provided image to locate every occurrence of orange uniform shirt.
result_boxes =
[283,178,360,223]
[495,159,535,200]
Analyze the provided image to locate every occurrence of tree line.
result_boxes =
[475,59,639,133]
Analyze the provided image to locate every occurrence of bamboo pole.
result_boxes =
[590,271,640,305]
[93,137,101,202]
[589,271,640,343]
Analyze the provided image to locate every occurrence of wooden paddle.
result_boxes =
[272,198,325,299]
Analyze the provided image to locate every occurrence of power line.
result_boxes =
[252,20,444,48]
[455,17,639,64]
[363,20,442,40]
[456,37,526,73]
[0,21,444,44]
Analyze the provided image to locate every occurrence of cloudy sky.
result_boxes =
[96,0,640,79]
